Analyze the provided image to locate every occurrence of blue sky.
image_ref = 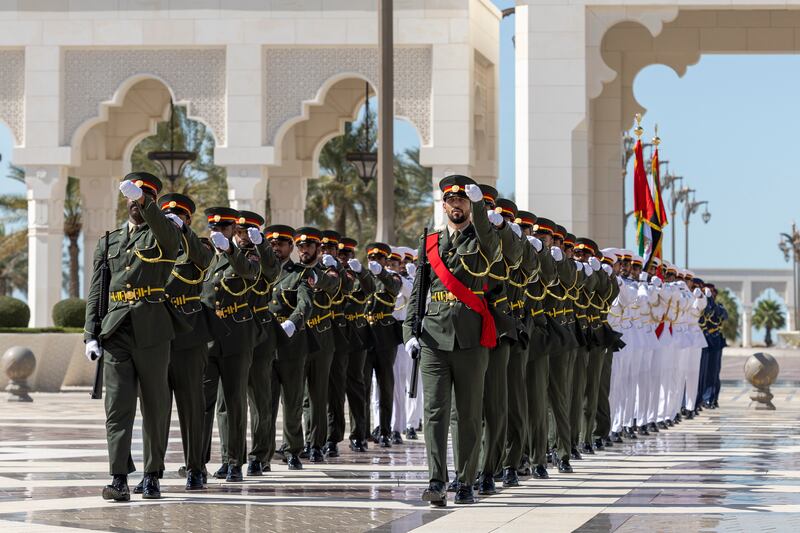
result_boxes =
[0,3,795,275]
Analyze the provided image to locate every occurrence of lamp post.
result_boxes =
[345,82,378,185]
[683,191,710,268]
[662,174,688,264]
[778,223,800,330]
[375,0,394,243]
[146,100,197,189]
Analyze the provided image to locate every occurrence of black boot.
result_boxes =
[324,441,340,458]
[405,427,418,440]
[299,443,311,459]
[502,467,519,487]
[247,458,263,476]
[478,474,497,495]
[533,464,549,479]
[142,472,161,499]
[310,446,325,463]
[558,457,573,473]
[611,431,623,443]
[391,430,403,445]
[581,442,594,455]
[226,464,243,482]
[286,453,303,470]
[603,436,614,448]
[213,463,228,479]
[185,469,204,491]
[378,435,392,448]
[447,476,460,492]
[133,477,144,495]
[348,439,366,453]
[454,484,476,504]
[422,481,447,507]
[102,474,130,502]
[593,438,605,451]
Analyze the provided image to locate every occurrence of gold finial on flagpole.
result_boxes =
[652,123,660,147]
[634,113,643,139]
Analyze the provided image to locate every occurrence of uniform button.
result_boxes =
[449,302,454,306]
[214,287,219,291]
[165,293,170,298]
[125,266,130,271]
[215,301,220,305]
[126,249,131,253]
[215,272,220,277]
[126,283,131,288]
[272,300,277,304]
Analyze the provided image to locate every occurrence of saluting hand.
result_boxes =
[406,263,417,277]
[487,211,503,226]
[509,222,522,238]
[322,254,338,268]
[368,260,383,275]
[165,213,183,229]
[526,235,543,252]
[465,184,483,203]
[210,231,230,252]
[588,256,601,271]
[550,246,563,262]
[247,227,263,245]
[347,258,362,273]
[119,180,143,201]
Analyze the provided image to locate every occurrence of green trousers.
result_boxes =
[478,338,510,477]
[547,349,572,461]
[422,343,488,485]
[103,318,170,475]
[582,346,606,444]
[364,346,397,437]
[570,347,588,448]
[266,346,306,458]
[527,350,549,466]
[594,349,613,440]
[202,343,252,468]
[157,343,208,474]
[247,337,276,463]
[346,349,368,443]
[303,346,334,449]
[326,344,350,444]
[503,340,528,470]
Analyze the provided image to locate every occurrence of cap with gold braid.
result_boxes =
[158,193,195,216]
[479,184,498,208]
[553,224,567,241]
[264,224,295,243]
[495,198,518,220]
[564,233,576,249]
[439,174,478,200]
[389,247,403,261]
[516,210,537,229]
[236,210,264,229]
[205,207,240,228]
[125,171,162,197]
[365,242,391,259]
[338,237,357,252]
[534,217,555,236]
[322,230,341,246]
[574,237,598,257]
[294,226,322,245]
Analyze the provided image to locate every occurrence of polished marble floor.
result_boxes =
[1,385,799,532]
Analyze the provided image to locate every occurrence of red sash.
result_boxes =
[426,232,496,349]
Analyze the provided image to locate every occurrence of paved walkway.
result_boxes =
[1,386,799,532]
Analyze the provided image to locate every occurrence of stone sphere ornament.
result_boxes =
[744,352,780,411]
[2,346,36,402]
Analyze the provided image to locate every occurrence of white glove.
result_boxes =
[602,264,613,275]
[588,256,601,271]
[405,337,421,356]
[651,277,663,288]
[406,263,417,277]
[550,246,563,262]
[368,260,383,275]
[704,287,712,298]
[347,258,362,273]
[281,320,296,338]
[527,235,542,252]
[677,281,688,291]
[322,254,338,268]
[465,183,483,203]
[509,222,522,238]
[210,231,230,252]
[639,272,649,282]
[85,340,100,362]
[617,276,624,287]
[487,211,503,226]
[165,213,183,229]
[693,287,702,298]
[247,227,263,245]
[573,260,584,273]
[119,180,143,201]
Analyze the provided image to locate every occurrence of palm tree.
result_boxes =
[752,298,786,347]
[0,165,27,296]
[63,176,82,297]
[715,288,740,344]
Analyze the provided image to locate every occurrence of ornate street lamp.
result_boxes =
[147,100,197,187]
[346,82,378,186]
[683,192,710,269]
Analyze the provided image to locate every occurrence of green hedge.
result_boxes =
[0,296,30,328]
[52,298,87,328]
[0,327,83,334]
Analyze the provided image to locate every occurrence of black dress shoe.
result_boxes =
[348,439,366,452]
[712,400,719,408]
[310,447,325,463]
[185,470,204,491]
[391,431,403,445]
[286,453,303,470]
[299,443,311,459]
[422,481,447,507]
[371,426,381,443]
[247,459,263,476]
[142,472,161,499]
[648,422,659,433]
[665,419,674,427]
[226,464,243,482]
[612,431,624,443]
[580,443,594,455]
[360,439,370,450]
[213,463,229,479]
[478,475,497,495]
[133,478,144,494]
[502,467,519,487]
[378,435,392,448]
[405,427,418,440]
[262,463,271,472]
[603,437,614,448]
[685,410,694,420]
[447,477,460,492]
[533,464,549,479]
[324,441,340,458]
[674,413,683,422]
[274,445,287,461]
[102,475,130,502]
[572,446,584,459]
[558,457,573,473]
[593,438,605,451]
[658,421,669,430]
[454,485,476,504]
[178,465,187,477]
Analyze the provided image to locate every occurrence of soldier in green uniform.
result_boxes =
[85,172,182,501]
[364,242,403,447]
[593,250,621,449]
[136,193,214,492]
[404,175,499,506]
[264,225,312,470]
[328,237,375,454]
[200,207,262,482]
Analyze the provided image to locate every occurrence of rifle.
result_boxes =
[408,227,430,399]
[91,231,111,400]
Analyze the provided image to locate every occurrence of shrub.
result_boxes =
[52,298,87,328]
[0,296,31,327]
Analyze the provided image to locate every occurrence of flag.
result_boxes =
[644,146,668,271]
[632,138,655,258]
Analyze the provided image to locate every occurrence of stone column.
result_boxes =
[25,166,68,327]
[80,175,119,299]
[267,175,307,229]
[227,165,268,213]
[742,305,752,349]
